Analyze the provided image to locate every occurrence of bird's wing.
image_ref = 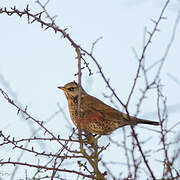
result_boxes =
[81,94,129,122]
[81,94,159,126]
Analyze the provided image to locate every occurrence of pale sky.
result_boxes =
[0,0,180,179]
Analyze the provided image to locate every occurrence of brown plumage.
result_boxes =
[58,81,159,135]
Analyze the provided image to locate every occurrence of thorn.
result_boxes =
[25,4,29,12]
[150,19,157,24]
[44,130,47,135]
[45,26,50,30]
[155,28,160,32]
[25,105,28,112]
[160,16,167,20]
[31,18,36,24]
[17,109,20,115]
[147,31,152,36]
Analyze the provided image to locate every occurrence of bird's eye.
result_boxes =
[68,87,75,91]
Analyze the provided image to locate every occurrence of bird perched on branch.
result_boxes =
[58,81,159,135]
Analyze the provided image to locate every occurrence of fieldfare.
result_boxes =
[58,82,159,135]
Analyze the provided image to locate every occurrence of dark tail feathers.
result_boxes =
[137,118,159,126]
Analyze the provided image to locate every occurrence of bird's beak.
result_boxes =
[57,86,67,91]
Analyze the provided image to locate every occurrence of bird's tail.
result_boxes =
[136,118,159,126]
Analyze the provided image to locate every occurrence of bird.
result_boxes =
[58,81,159,135]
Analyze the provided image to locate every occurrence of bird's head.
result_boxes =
[58,81,86,99]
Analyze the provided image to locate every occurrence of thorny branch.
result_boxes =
[0,131,83,159]
[0,160,95,179]
[126,0,170,107]
[0,5,93,77]
[0,88,76,153]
